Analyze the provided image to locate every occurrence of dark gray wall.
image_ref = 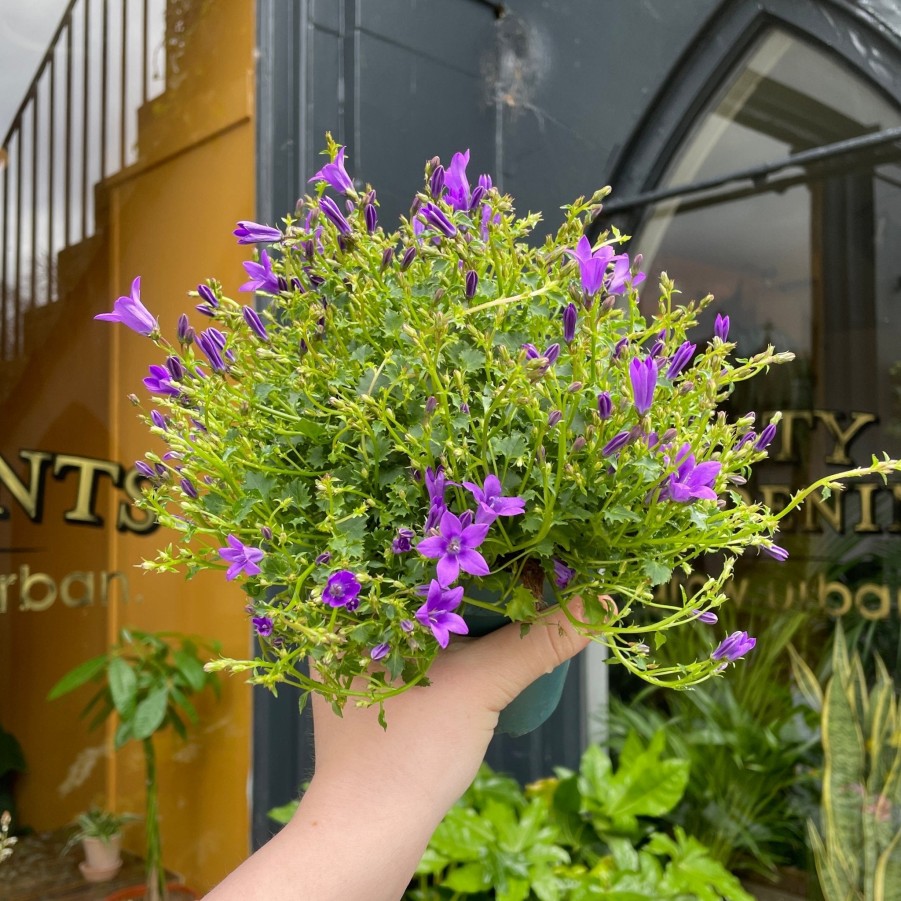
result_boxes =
[250,0,729,846]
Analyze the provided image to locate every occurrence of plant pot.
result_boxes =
[80,858,124,883]
[104,883,198,901]
[82,834,122,871]
[464,579,570,737]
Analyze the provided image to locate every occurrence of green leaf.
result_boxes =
[245,471,274,501]
[108,657,138,718]
[442,861,491,893]
[47,654,108,700]
[642,560,672,586]
[132,687,169,740]
[174,648,207,693]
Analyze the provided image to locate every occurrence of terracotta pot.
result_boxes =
[82,834,122,871]
[104,883,198,901]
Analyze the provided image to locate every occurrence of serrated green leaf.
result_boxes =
[642,560,672,586]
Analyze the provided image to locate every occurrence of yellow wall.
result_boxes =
[1,0,257,892]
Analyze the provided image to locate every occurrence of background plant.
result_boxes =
[792,625,901,900]
[405,734,751,901]
[96,134,901,711]
[606,608,820,878]
[48,630,220,901]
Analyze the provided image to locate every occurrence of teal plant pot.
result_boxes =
[464,581,570,737]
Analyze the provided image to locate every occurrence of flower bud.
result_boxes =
[563,302,578,343]
[465,269,478,299]
[547,410,562,428]
[260,525,273,541]
[381,247,395,270]
[365,203,378,234]
[597,392,612,419]
[429,165,445,198]
[567,381,582,394]
[400,246,417,271]
[571,436,586,453]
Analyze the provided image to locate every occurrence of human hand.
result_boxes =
[205,602,591,900]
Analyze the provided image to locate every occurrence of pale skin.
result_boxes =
[204,603,590,901]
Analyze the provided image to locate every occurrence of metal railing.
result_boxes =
[0,0,167,360]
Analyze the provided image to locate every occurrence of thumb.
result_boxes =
[464,601,591,709]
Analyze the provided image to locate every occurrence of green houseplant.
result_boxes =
[94,135,901,717]
[606,610,820,881]
[791,627,901,900]
[48,630,219,901]
[65,808,137,882]
[406,733,752,900]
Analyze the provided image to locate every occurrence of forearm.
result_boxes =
[205,773,449,901]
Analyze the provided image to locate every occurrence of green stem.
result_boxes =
[144,737,167,901]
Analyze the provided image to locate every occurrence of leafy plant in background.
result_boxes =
[94,134,901,712]
[0,724,25,836]
[791,625,901,900]
[48,630,220,901]
[406,733,751,900]
[606,609,820,879]
[0,810,15,864]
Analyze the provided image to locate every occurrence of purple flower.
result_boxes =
[165,355,185,380]
[602,430,632,456]
[425,395,438,416]
[480,204,501,241]
[607,252,646,294]
[597,392,612,420]
[762,544,789,562]
[462,474,526,524]
[365,202,378,234]
[712,630,756,662]
[417,510,490,586]
[429,164,446,198]
[143,364,180,396]
[197,284,219,308]
[241,250,281,294]
[260,525,273,541]
[319,195,352,235]
[553,559,575,590]
[755,423,777,450]
[243,305,269,341]
[196,330,227,372]
[547,410,563,428]
[95,276,158,335]
[693,610,718,624]
[150,410,167,430]
[629,357,658,415]
[309,146,355,194]
[736,430,757,451]
[425,466,448,508]
[566,235,614,296]
[252,616,274,637]
[218,534,265,581]
[419,203,457,238]
[315,551,332,565]
[177,313,193,345]
[465,269,479,299]
[714,313,730,342]
[135,461,155,479]
[370,642,390,661]
[179,477,198,499]
[322,570,362,608]
[665,342,696,379]
[400,246,417,271]
[660,444,721,503]
[234,221,283,244]
[444,150,472,212]
[563,303,578,343]
[415,580,468,648]
[613,337,629,359]
[392,528,415,554]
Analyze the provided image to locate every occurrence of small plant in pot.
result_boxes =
[94,135,901,726]
[49,630,219,901]
[65,808,137,882]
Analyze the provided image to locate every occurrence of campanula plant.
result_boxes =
[96,134,901,712]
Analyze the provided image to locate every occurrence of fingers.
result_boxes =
[462,600,590,709]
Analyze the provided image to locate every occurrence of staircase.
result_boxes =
[0,0,168,373]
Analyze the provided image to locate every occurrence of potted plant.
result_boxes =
[48,630,219,901]
[65,808,137,882]
[93,134,901,724]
